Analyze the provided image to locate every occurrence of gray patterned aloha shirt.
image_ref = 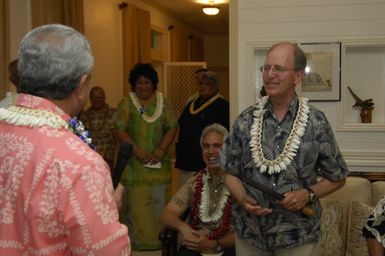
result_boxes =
[222,95,348,250]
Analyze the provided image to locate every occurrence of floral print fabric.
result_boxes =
[362,196,385,247]
[222,95,348,250]
[0,94,130,255]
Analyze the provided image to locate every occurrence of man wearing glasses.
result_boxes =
[222,42,348,255]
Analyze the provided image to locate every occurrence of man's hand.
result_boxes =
[182,229,217,253]
[280,188,309,212]
[114,183,125,209]
[243,195,272,216]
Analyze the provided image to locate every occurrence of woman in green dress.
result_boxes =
[114,63,178,250]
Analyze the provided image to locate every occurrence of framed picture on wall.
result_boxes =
[297,42,341,101]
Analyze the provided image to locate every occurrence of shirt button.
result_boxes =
[277,145,280,149]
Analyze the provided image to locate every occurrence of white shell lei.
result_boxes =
[199,170,230,223]
[249,96,310,175]
[0,106,69,129]
[129,92,164,123]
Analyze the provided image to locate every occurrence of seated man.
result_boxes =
[160,123,235,256]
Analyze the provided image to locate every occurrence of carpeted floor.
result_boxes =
[132,250,162,256]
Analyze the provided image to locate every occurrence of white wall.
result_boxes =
[83,0,124,108]
[230,0,385,172]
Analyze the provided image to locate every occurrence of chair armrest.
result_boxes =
[159,228,178,256]
[159,208,191,256]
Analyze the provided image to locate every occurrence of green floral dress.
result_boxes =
[114,92,178,250]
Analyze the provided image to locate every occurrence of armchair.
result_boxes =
[158,208,190,256]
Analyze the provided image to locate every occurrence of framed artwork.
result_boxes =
[298,42,341,101]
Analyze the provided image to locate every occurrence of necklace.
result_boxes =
[249,96,310,175]
[191,170,232,240]
[129,92,163,123]
[189,93,222,115]
[0,105,69,128]
[0,106,95,150]
[7,92,17,106]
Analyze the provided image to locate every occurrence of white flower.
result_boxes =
[199,170,230,223]
[129,92,164,123]
[249,97,310,175]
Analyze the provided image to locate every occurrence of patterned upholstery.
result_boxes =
[313,176,385,256]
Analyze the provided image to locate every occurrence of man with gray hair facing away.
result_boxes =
[0,24,131,255]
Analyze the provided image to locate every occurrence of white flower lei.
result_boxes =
[0,106,95,149]
[199,170,230,223]
[249,96,310,175]
[0,105,69,129]
[129,92,164,123]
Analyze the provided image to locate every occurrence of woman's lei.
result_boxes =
[129,92,164,123]
[190,170,232,240]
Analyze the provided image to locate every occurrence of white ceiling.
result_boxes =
[149,0,229,35]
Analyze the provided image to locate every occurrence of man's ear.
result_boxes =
[73,74,91,100]
[294,70,304,86]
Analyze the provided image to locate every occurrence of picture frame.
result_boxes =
[297,42,341,101]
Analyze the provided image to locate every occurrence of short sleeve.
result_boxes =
[221,114,247,177]
[113,97,130,131]
[163,96,178,130]
[313,110,348,181]
[170,175,196,213]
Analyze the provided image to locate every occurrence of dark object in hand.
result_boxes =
[241,177,314,217]
[112,142,133,188]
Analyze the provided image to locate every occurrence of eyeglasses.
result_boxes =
[259,65,298,74]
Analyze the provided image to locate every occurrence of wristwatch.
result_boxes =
[305,187,318,203]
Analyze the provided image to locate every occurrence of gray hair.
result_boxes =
[200,71,219,88]
[200,123,228,148]
[18,24,94,100]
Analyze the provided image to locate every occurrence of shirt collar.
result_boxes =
[264,94,299,121]
[15,93,71,123]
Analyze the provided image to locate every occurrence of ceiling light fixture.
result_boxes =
[202,6,220,15]
[202,1,220,16]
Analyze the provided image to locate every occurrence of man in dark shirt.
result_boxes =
[175,70,229,187]
[223,42,348,255]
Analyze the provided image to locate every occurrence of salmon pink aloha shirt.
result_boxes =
[0,94,131,255]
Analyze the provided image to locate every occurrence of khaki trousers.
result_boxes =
[235,234,317,256]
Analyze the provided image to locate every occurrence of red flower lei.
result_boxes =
[190,171,232,240]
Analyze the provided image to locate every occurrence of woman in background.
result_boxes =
[114,63,178,250]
